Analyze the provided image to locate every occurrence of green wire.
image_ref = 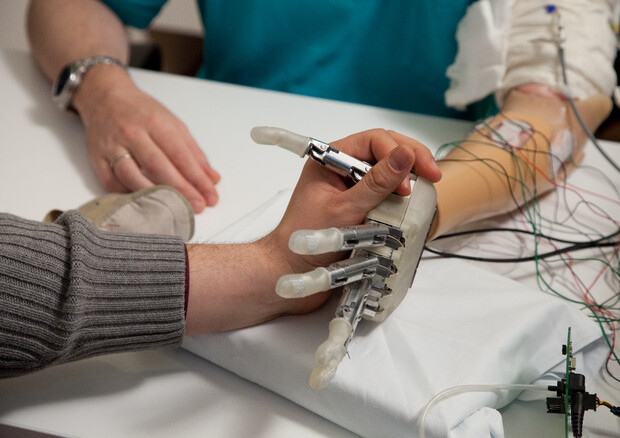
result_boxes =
[434,124,620,372]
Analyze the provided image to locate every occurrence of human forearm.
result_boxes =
[184,238,327,335]
[27,0,129,81]
[436,0,617,238]
[27,0,133,116]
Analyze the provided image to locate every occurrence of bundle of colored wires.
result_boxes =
[416,8,619,437]
[597,398,620,417]
[426,113,620,381]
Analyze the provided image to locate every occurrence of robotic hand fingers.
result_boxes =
[276,254,380,299]
[289,223,401,255]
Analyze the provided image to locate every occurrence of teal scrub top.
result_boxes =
[101,0,479,119]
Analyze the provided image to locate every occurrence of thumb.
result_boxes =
[346,145,415,213]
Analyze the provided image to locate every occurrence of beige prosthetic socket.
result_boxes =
[429,89,612,240]
[43,186,195,241]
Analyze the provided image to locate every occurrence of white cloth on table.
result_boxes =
[183,190,607,438]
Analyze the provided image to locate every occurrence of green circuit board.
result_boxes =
[564,327,572,438]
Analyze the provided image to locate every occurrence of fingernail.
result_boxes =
[190,199,205,212]
[206,192,219,206]
[430,159,443,181]
[389,146,413,172]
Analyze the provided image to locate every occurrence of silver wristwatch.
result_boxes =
[52,56,126,111]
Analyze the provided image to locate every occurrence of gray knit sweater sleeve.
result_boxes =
[0,210,186,378]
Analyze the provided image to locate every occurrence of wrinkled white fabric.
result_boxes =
[446,0,619,110]
[446,0,513,109]
[451,407,505,438]
[182,190,607,438]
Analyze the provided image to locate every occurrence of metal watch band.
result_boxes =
[77,55,125,73]
[52,55,126,111]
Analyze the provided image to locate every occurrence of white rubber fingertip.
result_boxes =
[275,268,332,298]
[250,126,310,157]
[289,228,344,254]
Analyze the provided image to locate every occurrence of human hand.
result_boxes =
[185,129,440,334]
[74,67,220,213]
[260,128,442,314]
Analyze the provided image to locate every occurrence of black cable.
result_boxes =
[605,353,620,384]
[432,227,620,246]
[424,240,618,263]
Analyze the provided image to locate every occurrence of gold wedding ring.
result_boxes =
[109,152,133,169]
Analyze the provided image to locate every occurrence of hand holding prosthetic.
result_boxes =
[252,127,437,388]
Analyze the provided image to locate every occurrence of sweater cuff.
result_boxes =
[184,245,190,317]
[1,210,187,377]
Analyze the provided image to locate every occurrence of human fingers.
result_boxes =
[96,145,209,214]
[108,151,155,191]
[345,145,416,213]
[93,151,130,194]
[89,139,159,195]
[331,129,441,193]
[122,132,213,213]
[184,131,221,184]
[150,118,220,207]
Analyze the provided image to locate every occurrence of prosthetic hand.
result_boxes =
[252,127,437,389]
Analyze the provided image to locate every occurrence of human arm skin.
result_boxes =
[27,0,220,213]
[184,129,441,334]
[429,85,613,239]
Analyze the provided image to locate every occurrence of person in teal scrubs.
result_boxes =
[26,0,616,216]
[100,0,476,119]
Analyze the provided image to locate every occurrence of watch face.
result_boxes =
[53,65,71,97]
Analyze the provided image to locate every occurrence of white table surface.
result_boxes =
[0,48,618,437]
